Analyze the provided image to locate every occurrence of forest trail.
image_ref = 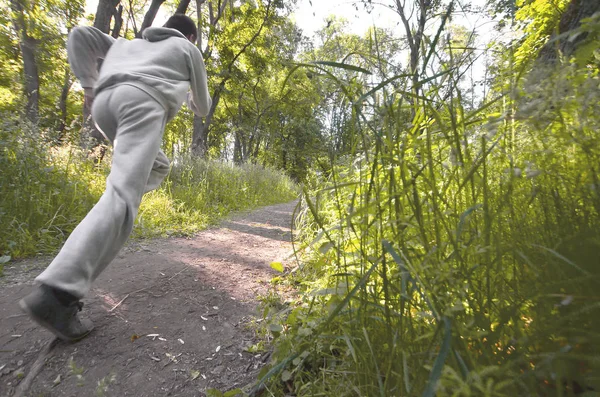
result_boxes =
[0,201,298,397]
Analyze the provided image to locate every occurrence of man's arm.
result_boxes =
[187,47,212,117]
[67,26,115,92]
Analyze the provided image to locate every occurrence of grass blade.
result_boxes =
[312,60,372,74]
[422,317,452,397]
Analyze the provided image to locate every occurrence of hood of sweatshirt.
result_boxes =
[142,27,187,42]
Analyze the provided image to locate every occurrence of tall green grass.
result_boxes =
[260,39,600,397]
[0,117,298,261]
[135,156,299,238]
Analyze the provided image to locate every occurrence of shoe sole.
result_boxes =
[19,299,93,342]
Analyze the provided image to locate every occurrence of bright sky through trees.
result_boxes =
[84,0,495,44]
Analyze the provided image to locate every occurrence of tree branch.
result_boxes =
[139,0,167,36]
[176,0,194,14]
[226,0,274,74]
[395,0,414,53]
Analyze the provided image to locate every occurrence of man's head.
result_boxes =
[164,14,197,43]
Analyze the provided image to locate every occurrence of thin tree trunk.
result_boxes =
[112,4,123,38]
[81,94,107,149]
[20,35,39,124]
[94,0,120,33]
[538,0,600,62]
[176,0,192,14]
[138,0,167,37]
[233,130,242,164]
[191,116,208,157]
[57,67,72,141]
[191,0,274,158]
[10,0,39,124]
[191,85,222,156]
[251,138,261,162]
[83,0,119,150]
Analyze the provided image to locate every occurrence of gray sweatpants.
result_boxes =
[36,85,170,298]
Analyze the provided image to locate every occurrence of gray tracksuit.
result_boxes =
[36,26,211,298]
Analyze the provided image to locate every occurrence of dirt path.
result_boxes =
[0,201,298,397]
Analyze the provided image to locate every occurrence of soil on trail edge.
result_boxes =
[0,201,298,397]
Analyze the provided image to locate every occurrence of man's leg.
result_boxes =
[22,85,167,340]
[145,150,170,193]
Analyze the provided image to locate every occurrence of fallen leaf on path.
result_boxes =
[270,262,284,272]
[131,334,139,342]
[158,337,167,341]
[215,346,221,353]
[149,355,161,362]
[190,370,200,380]
[200,316,208,321]
[178,339,185,344]
[53,374,61,386]
[213,306,219,310]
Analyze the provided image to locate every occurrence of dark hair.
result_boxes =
[164,14,197,39]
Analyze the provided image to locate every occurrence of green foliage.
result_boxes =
[0,116,298,259]
[258,17,600,397]
[515,0,570,66]
[134,155,299,238]
[1,0,85,127]
[0,115,105,257]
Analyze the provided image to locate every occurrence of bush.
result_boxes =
[0,117,105,258]
[0,120,299,259]
[261,62,600,395]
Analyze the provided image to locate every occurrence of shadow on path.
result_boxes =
[0,200,297,397]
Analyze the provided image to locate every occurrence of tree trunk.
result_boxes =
[190,0,274,158]
[20,35,39,124]
[233,131,242,164]
[191,86,221,156]
[10,0,39,124]
[394,0,429,111]
[138,0,167,37]
[81,94,107,149]
[539,0,600,62]
[57,67,72,141]
[176,0,192,14]
[112,4,123,38]
[94,0,120,33]
[83,0,119,150]
[191,116,208,157]
[251,138,261,162]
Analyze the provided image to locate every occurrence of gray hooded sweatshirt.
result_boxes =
[67,26,211,120]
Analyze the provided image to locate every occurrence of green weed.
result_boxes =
[260,38,600,397]
[95,373,116,397]
[0,117,298,260]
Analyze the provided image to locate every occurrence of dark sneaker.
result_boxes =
[19,286,94,342]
